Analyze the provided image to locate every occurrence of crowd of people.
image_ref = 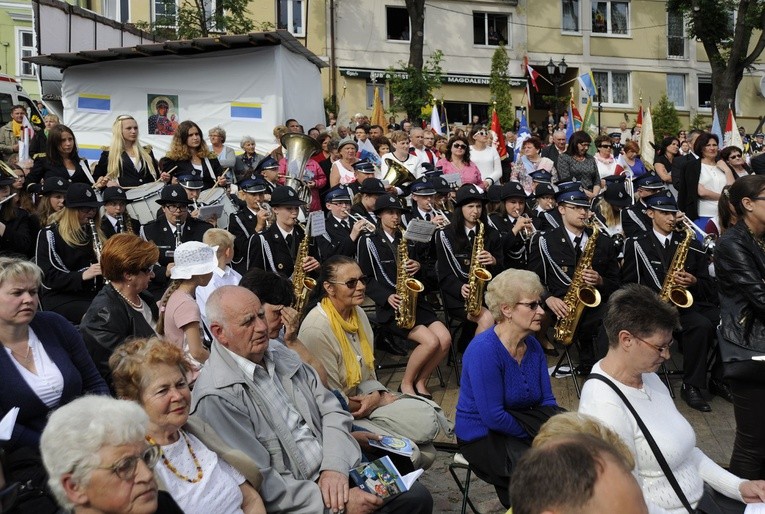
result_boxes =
[1,102,765,513]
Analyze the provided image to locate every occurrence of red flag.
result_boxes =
[636,100,643,129]
[526,65,541,92]
[491,110,508,159]
[570,96,583,128]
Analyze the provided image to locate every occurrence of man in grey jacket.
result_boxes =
[191,285,433,514]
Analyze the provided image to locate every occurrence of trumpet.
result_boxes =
[428,201,451,227]
[346,210,376,232]
[677,216,715,252]
[519,213,536,241]
[256,201,273,228]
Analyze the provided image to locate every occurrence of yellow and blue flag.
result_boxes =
[230,102,263,121]
[77,94,111,113]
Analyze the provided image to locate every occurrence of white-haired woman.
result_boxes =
[40,395,184,514]
[455,268,559,508]
[209,126,236,183]
[234,136,262,182]
[93,115,161,188]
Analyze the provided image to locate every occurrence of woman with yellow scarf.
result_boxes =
[299,255,451,470]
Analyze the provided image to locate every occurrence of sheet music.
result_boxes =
[309,211,327,238]
[404,219,436,243]
[441,173,462,188]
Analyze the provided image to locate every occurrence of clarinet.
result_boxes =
[174,219,182,249]
[88,218,102,263]
[117,213,128,233]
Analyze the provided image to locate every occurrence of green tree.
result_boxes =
[489,45,515,131]
[690,113,708,131]
[652,94,682,140]
[136,0,261,39]
[387,51,443,123]
[667,0,765,124]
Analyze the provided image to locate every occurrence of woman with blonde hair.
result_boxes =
[93,114,160,188]
[35,183,105,323]
[160,120,225,189]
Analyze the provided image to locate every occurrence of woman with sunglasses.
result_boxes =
[469,126,502,189]
[455,268,559,509]
[593,134,617,183]
[93,115,161,188]
[436,135,483,187]
[80,234,160,390]
[556,131,601,200]
[35,183,106,324]
[717,146,752,180]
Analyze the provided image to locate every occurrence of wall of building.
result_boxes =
[0,0,40,98]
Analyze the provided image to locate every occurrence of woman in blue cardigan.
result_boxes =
[455,268,559,508]
[0,257,109,453]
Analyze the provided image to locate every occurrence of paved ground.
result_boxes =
[376,347,736,513]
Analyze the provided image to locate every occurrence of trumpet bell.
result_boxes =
[281,133,320,179]
[383,159,417,188]
[577,286,601,308]
[669,287,693,308]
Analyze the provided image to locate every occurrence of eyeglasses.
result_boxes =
[749,196,765,202]
[516,300,544,310]
[475,130,488,136]
[452,143,467,150]
[94,445,160,481]
[729,154,743,159]
[632,334,674,355]
[164,204,186,212]
[140,264,156,275]
[329,276,369,289]
[599,144,612,148]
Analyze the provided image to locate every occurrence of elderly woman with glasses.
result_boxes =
[109,338,266,514]
[80,234,160,389]
[579,284,765,512]
[455,268,559,508]
[40,395,184,514]
[436,135,483,187]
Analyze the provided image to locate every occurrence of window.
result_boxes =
[562,0,580,32]
[18,30,35,78]
[666,74,686,108]
[667,11,685,58]
[0,94,14,126]
[153,0,177,27]
[698,75,713,109]
[101,0,128,22]
[593,71,629,105]
[591,1,628,35]
[278,0,305,37]
[366,83,387,110]
[473,13,510,47]
[444,102,489,126]
[386,6,410,41]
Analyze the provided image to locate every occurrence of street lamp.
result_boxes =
[547,57,568,124]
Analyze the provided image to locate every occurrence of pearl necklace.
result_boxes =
[114,286,143,309]
[146,432,204,483]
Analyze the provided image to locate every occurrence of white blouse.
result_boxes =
[698,163,727,217]
[155,430,245,514]
[5,329,64,408]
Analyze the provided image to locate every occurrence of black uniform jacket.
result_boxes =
[93,150,159,187]
[244,222,318,278]
[488,212,528,270]
[159,156,224,190]
[621,200,652,238]
[28,157,92,191]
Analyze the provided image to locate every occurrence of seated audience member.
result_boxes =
[0,257,109,454]
[40,396,184,514]
[80,234,159,388]
[579,284,765,512]
[299,256,452,469]
[109,337,266,514]
[509,433,648,514]
[157,241,217,374]
[196,228,241,331]
[455,268,559,508]
[191,285,434,513]
[239,267,329,386]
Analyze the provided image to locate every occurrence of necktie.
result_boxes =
[664,238,670,249]
[285,233,295,250]
[425,213,431,222]
[114,221,121,233]
[574,235,582,262]
[468,230,476,245]
[341,220,350,231]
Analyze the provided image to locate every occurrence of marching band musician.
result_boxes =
[243,185,320,278]
[351,177,387,225]
[254,156,280,194]
[140,184,212,301]
[621,173,666,238]
[0,171,37,258]
[404,179,445,292]
[529,182,559,232]
[27,125,96,193]
[93,114,161,187]
[358,193,452,399]
[346,160,378,196]
[435,185,503,344]
[316,185,369,259]
[593,176,631,254]
[159,120,226,190]
[527,169,554,209]
[620,191,724,412]
[528,184,620,375]
[230,178,271,273]
[489,181,534,270]
[35,183,105,323]
[99,186,139,238]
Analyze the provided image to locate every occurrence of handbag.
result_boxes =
[588,374,744,514]
[507,404,566,438]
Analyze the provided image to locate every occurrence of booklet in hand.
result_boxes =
[368,435,414,457]
[350,455,408,501]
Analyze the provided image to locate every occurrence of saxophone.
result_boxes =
[553,221,602,346]
[465,221,493,318]
[290,221,316,313]
[88,218,102,262]
[659,223,694,308]
[395,228,425,329]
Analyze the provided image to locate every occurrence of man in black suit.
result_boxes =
[751,151,765,175]
[244,185,320,278]
[529,184,620,373]
[621,173,665,238]
[541,129,567,168]
[230,178,270,273]
[100,186,139,238]
[140,184,212,300]
[621,191,722,411]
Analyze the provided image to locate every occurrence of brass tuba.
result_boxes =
[659,222,694,308]
[281,133,320,205]
[383,158,417,189]
[395,228,425,329]
[553,220,601,346]
[290,216,316,314]
[465,221,493,318]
